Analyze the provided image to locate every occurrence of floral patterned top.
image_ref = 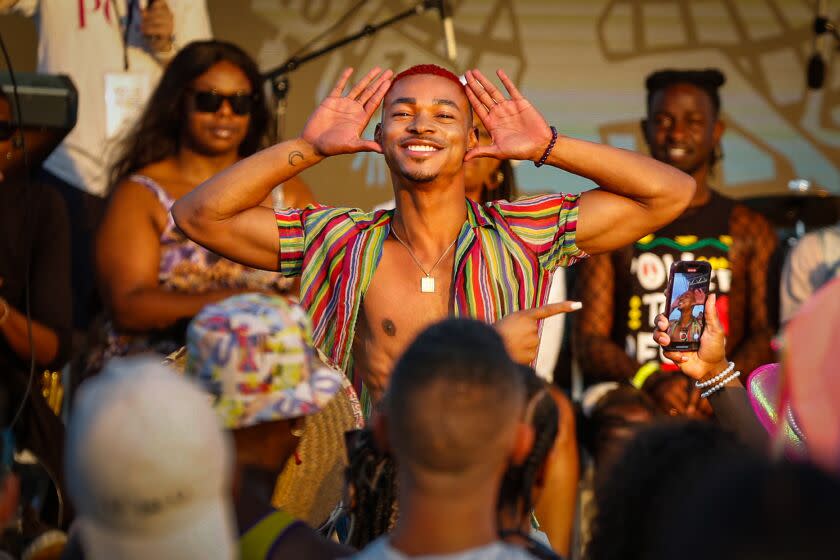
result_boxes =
[90,175,293,368]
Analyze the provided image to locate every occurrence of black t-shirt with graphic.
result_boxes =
[611,191,735,372]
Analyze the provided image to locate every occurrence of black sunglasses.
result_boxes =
[191,90,256,116]
[0,121,15,141]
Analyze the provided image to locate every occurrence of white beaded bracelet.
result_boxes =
[700,370,741,399]
[695,361,735,388]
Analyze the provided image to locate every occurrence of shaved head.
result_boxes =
[383,319,525,478]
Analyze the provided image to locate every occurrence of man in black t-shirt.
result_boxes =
[574,69,776,418]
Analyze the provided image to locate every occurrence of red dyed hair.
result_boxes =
[389,64,464,92]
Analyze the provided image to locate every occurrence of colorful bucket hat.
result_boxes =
[185,293,344,429]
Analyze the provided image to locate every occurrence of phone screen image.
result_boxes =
[665,262,711,351]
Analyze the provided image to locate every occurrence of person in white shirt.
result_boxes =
[353,319,539,560]
[0,0,211,328]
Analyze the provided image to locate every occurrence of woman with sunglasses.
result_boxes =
[92,40,313,369]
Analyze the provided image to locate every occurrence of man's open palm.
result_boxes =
[302,67,393,156]
[464,69,552,162]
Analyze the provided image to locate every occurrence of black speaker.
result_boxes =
[0,72,77,134]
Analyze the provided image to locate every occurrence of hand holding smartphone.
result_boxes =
[663,260,712,352]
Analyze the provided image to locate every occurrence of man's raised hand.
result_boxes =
[463,69,553,162]
[301,67,393,157]
[495,301,582,364]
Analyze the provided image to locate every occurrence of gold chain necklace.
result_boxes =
[390,226,457,293]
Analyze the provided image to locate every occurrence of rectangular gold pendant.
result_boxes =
[421,276,435,293]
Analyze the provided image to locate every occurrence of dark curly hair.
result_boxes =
[653,459,840,560]
[587,420,753,560]
[108,40,269,192]
[645,68,726,116]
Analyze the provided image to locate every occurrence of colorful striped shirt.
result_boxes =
[275,194,587,374]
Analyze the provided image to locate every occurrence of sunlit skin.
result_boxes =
[182,60,252,158]
[672,292,697,328]
[377,74,477,187]
[356,75,479,400]
[643,83,724,208]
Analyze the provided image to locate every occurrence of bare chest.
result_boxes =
[366,239,455,342]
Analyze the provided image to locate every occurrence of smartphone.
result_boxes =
[663,260,712,352]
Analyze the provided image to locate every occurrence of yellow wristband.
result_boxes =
[631,362,659,389]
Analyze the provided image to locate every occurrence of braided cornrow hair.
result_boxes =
[344,428,398,549]
[497,367,559,537]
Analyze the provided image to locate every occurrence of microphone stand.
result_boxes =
[264,0,439,142]
[815,16,840,42]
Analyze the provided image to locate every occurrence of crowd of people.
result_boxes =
[0,1,839,558]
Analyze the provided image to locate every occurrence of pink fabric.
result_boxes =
[785,277,840,472]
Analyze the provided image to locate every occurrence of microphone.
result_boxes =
[424,0,457,62]
[440,1,457,63]
[809,1,830,89]
[808,52,826,89]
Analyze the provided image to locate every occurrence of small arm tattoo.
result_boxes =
[288,151,305,166]
[382,319,396,337]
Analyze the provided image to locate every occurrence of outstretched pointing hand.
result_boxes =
[463,68,553,162]
[301,67,393,157]
[495,301,583,364]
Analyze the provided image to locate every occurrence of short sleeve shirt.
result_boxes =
[275,194,586,373]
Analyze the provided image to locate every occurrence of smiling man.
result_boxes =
[575,69,776,418]
[172,64,694,404]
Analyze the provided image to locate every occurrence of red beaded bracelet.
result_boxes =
[534,126,558,168]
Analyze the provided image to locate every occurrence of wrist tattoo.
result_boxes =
[288,151,305,166]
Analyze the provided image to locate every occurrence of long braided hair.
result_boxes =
[497,366,560,540]
[343,428,398,549]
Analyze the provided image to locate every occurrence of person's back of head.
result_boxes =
[652,459,840,560]
[587,420,753,560]
[383,318,526,493]
[580,385,659,482]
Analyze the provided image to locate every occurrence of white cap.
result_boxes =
[66,356,237,560]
